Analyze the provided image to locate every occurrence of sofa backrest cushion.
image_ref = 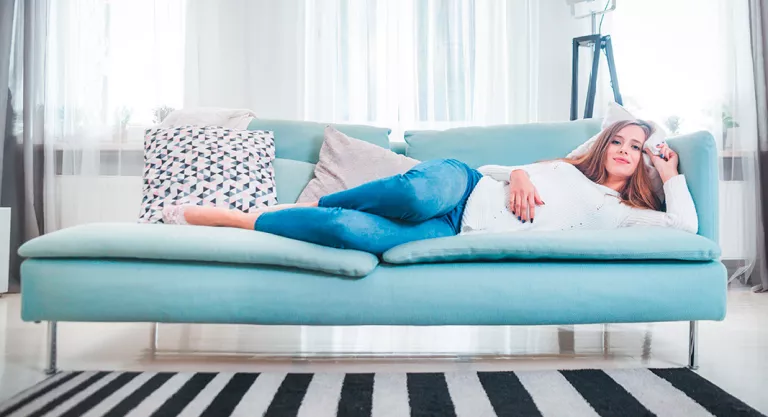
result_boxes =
[273,158,316,204]
[247,119,391,164]
[404,119,603,168]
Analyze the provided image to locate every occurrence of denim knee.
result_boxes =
[323,208,376,251]
[382,175,434,222]
[400,160,471,221]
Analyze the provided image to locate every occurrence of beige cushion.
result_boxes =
[297,126,419,202]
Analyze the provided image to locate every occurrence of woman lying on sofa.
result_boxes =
[163,120,697,255]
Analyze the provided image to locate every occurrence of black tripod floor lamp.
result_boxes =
[569,0,623,121]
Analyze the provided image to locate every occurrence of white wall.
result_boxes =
[536,2,593,122]
[719,181,749,260]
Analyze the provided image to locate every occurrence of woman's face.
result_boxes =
[604,125,647,179]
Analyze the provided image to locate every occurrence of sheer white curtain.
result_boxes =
[604,0,763,285]
[184,0,307,119]
[44,0,185,230]
[185,0,543,133]
[303,0,539,131]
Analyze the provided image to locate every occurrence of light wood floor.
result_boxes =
[1,287,766,413]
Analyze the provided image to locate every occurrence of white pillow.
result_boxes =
[567,102,666,201]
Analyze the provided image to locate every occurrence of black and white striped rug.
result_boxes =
[1,369,763,417]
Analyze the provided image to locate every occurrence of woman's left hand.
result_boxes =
[646,143,679,183]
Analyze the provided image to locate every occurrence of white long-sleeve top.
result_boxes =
[460,161,698,234]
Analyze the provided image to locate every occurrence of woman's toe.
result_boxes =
[161,205,191,225]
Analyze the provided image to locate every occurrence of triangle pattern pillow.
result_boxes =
[567,102,667,201]
[139,125,277,223]
[297,126,420,202]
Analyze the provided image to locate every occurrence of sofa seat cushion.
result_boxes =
[383,228,720,264]
[19,223,379,278]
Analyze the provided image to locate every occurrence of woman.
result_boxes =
[162,120,697,254]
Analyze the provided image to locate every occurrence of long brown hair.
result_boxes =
[562,120,661,211]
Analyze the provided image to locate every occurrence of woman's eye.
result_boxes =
[632,145,641,151]
[611,140,621,145]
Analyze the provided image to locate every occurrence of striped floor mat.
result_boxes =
[0,369,763,417]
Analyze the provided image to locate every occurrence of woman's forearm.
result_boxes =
[477,164,538,183]
[660,169,680,184]
[477,165,518,182]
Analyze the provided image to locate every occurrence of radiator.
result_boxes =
[55,176,143,229]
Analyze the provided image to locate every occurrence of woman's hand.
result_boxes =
[509,170,544,223]
[646,144,679,183]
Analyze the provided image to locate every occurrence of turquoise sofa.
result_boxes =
[18,118,726,374]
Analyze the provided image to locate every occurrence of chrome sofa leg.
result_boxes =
[45,321,58,375]
[688,320,698,370]
[150,322,159,352]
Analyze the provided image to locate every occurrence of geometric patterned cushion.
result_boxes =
[138,126,277,223]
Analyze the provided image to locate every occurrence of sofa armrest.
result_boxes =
[668,131,719,242]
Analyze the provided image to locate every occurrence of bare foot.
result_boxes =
[162,201,318,229]
[163,205,262,229]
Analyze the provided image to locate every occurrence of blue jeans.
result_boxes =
[255,159,482,255]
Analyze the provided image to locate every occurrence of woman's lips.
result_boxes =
[613,157,630,164]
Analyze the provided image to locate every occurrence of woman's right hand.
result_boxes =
[646,144,680,183]
[509,170,544,223]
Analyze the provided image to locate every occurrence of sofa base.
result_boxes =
[21,259,727,325]
[26,257,723,373]
[41,319,702,374]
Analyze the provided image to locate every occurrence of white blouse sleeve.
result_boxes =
[620,175,698,233]
[477,162,549,183]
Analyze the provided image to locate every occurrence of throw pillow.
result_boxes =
[566,102,667,201]
[297,126,420,202]
[139,126,277,223]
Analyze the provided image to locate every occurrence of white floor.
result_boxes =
[1,288,767,413]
